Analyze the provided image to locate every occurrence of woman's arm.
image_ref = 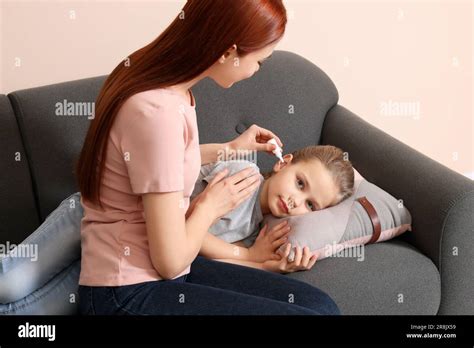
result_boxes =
[143,191,215,279]
[200,143,232,165]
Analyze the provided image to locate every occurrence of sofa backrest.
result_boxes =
[0,95,40,244]
[0,50,338,244]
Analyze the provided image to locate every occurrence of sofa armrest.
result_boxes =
[321,104,474,314]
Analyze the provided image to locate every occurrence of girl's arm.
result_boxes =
[215,245,318,274]
[213,258,265,270]
[199,232,252,261]
[199,221,291,263]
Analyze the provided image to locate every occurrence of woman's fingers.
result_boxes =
[208,168,229,187]
[227,166,258,185]
[234,173,260,193]
[233,178,260,207]
[254,125,283,148]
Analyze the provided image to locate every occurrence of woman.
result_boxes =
[75,0,340,315]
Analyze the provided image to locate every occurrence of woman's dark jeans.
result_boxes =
[78,256,340,315]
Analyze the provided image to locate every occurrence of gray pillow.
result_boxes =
[263,177,412,262]
[0,192,82,303]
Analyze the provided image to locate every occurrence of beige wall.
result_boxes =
[1,0,472,179]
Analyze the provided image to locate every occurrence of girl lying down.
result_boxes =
[188,145,354,274]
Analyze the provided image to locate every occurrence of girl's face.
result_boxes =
[262,154,341,217]
[208,42,279,88]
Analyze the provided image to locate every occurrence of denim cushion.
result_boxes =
[0,192,82,303]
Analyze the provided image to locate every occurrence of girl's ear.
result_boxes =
[273,154,293,173]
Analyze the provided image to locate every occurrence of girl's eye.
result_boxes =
[297,178,304,189]
[297,177,316,211]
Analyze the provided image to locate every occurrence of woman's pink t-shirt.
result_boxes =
[79,88,201,286]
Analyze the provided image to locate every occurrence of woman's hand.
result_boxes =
[185,192,204,220]
[199,166,261,223]
[228,124,283,156]
[247,221,291,263]
[262,244,317,274]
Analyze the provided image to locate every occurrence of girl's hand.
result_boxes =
[228,124,283,155]
[262,244,317,274]
[199,166,261,223]
[248,221,291,263]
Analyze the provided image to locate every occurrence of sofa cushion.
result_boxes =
[287,239,441,315]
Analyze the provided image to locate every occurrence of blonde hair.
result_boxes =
[262,145,355,205]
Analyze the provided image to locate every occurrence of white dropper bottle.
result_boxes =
[267,138,284,163]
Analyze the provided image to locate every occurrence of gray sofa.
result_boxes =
[1,50,473,315]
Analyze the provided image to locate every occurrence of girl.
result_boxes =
[76,0,340,315]
[189,145,355,273]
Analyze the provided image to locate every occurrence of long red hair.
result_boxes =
[75,0,287,209]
